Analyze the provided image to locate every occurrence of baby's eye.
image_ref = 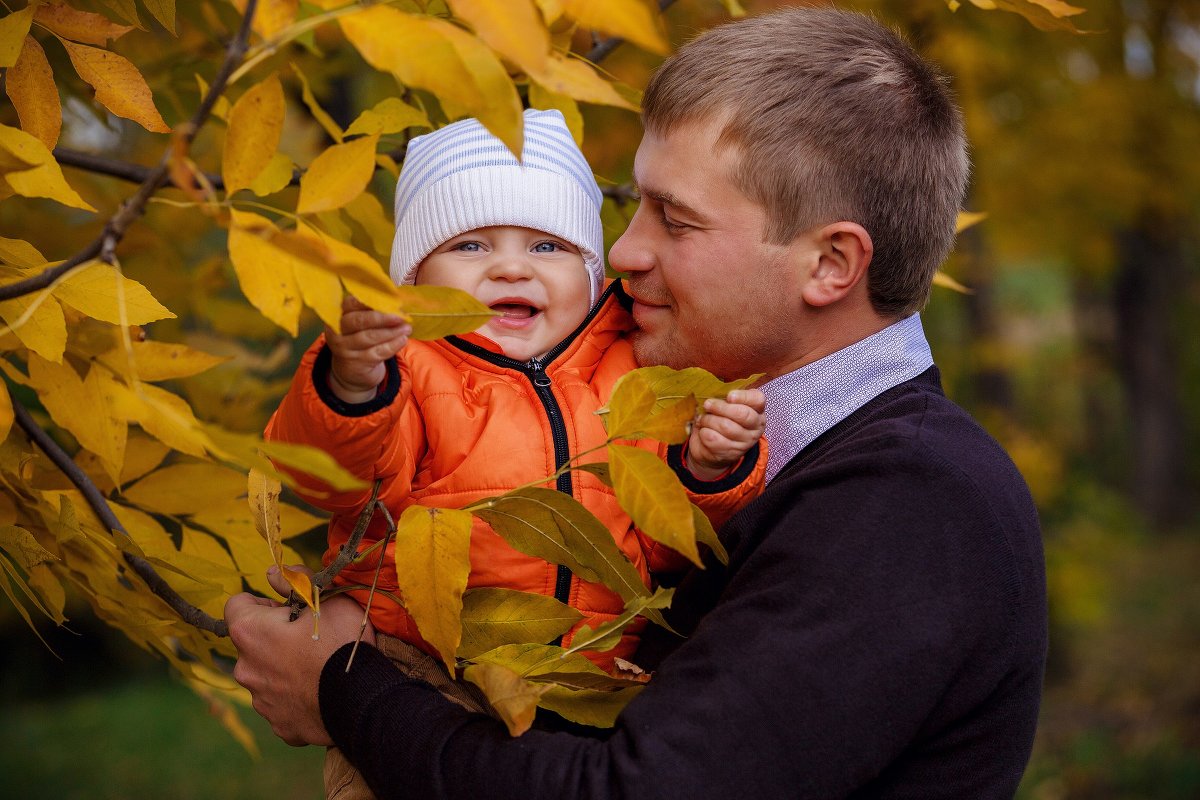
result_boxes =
[454,241,483,252]
[532,241,564,253]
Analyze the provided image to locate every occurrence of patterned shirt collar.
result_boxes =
[760,313,933,483]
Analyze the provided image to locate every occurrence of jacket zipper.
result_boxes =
[446,284,618,614]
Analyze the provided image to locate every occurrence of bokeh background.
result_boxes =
[2,1,1197,797]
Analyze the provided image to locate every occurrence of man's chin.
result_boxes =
[630,329,688,370]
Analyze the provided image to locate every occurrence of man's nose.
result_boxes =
[609,205,655,274]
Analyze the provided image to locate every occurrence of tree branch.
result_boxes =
[9,393,229,637]
[0,0,260,302]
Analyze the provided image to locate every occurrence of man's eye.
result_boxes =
[661,214,688,232]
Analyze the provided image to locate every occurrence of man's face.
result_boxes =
[610,118,814,381]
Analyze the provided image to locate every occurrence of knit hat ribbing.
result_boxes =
[389,109,606,306]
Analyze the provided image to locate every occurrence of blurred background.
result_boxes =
[2,0,1197,797]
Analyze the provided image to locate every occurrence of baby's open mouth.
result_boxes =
[490,302,541,319]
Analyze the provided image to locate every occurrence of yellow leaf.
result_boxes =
[0,524,58,570]
[0,381,12,443]
[965,0,1087,31]
[27,356,127,480]
[609,443,701,566]
[297,134,380,215]
[393,505,474,671]
[122,462,249,515]
[225,519,306,600]
[932,270,973,295]
[194,74,229,121]
[530,53,637,111]
[471,641,609,680]
[223,74,285,196]
[392,285,498,341]
[26,563,67,623]
[108,380,211,457]
[0,124,95,211]
[0,6,35,68]
[281,564,317,613]
[458,587,584,659]
[537,683,643,728]
[253,0,300,39]
[560,587,672,656]
[339,8,522,155]
[473,487,650,604]
[6,36,62,150]
[691,503,727,565]
[247,468,283,561]
[0,285,67,362]
[344,98,431,139]
[447,0,549,77]
[0,236,45,269]
[227,211,303,335]
[190,496,325,545]
[53,261,175,325]
[462,662,550,736]
[342,191,396,259]
[247,151,294,197]
[58,39,171,133]
[534,0,564,24]
[141,0,175,35]
[34,3,134,46]
[956,210,988,233]
[560,0,669,55]
[602,369,696,443]
[528,82,583,145]
[96,340,228,382]
[251,437,367,493]
[292,254,344,331]
[291,63,343,144]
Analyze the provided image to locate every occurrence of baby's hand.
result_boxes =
[685,389,766,481]
[326,296,411,403]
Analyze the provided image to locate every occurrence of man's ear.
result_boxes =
[799,222,873,308]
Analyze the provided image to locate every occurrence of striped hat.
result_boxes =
[389,109,606,306]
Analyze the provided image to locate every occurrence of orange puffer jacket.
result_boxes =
[266,284,766,670]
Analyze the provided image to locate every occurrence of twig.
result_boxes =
[307,479,385,594]
[9,393,229,637]
[0,0,261,302]
[346,501,397,671]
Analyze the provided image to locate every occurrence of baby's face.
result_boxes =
[416,226,590,362]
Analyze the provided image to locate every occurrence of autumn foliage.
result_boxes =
[0,0,1085,744]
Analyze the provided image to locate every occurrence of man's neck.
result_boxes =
[763,307,899,383]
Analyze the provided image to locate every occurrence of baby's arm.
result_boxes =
[685,389,766,481]
[326,296,412,403]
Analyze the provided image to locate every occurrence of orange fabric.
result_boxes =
[266,292,766,671]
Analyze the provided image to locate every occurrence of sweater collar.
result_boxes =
[759,314,934,484]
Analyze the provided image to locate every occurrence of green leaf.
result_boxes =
[560,586,673,656]
[473,487,649,604]
[458,587,584,659]
[537,683,644,728]
[691,503,727,566]
[393,505,474,671]
[609,444,700,567]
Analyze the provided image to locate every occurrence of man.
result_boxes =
[226,8,1047,799]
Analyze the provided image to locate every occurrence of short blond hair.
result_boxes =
[643,8,968,318]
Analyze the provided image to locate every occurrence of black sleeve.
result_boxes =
[319,441,1042,800]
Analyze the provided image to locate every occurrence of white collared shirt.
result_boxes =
[760,314,934,483]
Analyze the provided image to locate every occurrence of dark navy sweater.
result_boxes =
[319,367,1047,799]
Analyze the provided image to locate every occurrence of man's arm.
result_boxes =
[229,440,1040,800]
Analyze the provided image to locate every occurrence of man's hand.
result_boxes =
[326,296,412,403]
[224,566,375,747]
[685,389,766,481]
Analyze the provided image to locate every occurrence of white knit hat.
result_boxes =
[390,109,606,306]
